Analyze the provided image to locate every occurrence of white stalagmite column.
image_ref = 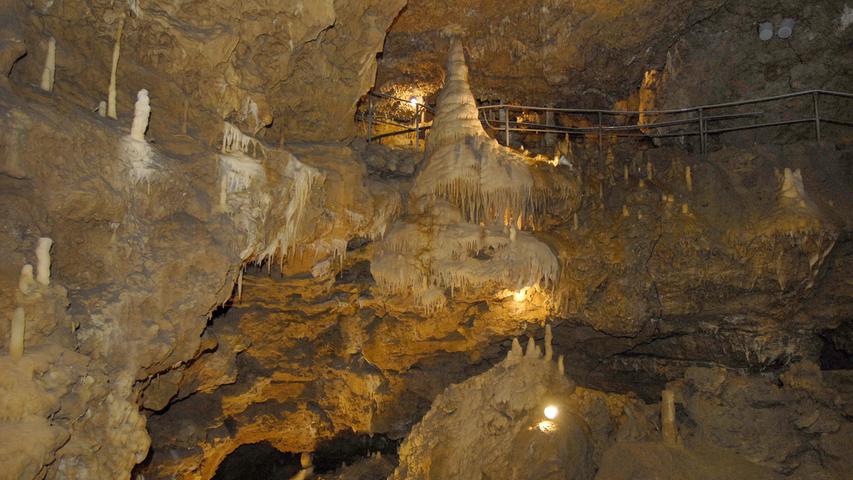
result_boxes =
[35,237,53,286]
[108,18,125,119]
[130,89,150,141]
[573,212,579,231]
[9,307,25,359]
[40,37,55,92]
[18,264,35,295]
[661,389,678,446]
[97,101,107,117]
[685,165,693,192]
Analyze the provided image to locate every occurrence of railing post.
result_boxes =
[503,106,511,147]
[698,107,705,157]
[813,91,822,146]
[414,104,420,151]
[597,111,603,166]
[366,97,374,143]
[545,106,556,148]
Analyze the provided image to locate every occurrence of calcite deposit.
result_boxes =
[1,1,853,479]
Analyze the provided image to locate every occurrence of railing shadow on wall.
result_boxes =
[357,90,853,157]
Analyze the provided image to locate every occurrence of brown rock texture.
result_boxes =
[1,1,853,479]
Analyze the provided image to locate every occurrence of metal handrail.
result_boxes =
[359,89,853,155]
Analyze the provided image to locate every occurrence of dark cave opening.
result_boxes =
[212,432,400,479]
[213,442,302,480]
[311,431,399,474]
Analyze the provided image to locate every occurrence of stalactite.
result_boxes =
[107,17,125,119]
[222,122,265,159]
[40,37,55,92]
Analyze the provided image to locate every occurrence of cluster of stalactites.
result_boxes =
[370,221,559,312]
[253,157,322,265]
[222,122,265,159]
[219,153,265,195]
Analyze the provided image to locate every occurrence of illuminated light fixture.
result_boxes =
[537,420,557,433]
[544,405,559,420]
[513,287,529,302]
[409,97,419,107]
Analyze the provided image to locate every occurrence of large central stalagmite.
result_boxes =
[371,42,575,314]
[411,42,542,224]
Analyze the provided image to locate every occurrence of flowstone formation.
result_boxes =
[371,42,580,314]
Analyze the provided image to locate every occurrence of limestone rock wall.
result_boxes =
[9,0,405,144]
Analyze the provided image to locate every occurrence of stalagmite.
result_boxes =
[557,355,565,374]
[646,161,653,181]
[120,89,158,185]
[182,98,189,134]
[130,89,150,141]
[780,168,807,208]
[623,205,630,217]
[573,212,579,231]
[289,452,314,480]
[36,237,53,286]
[685,165,693,192]
[39,37,55,92]
[624,164,629,183]
[509,226,517,242]
[107,17,125,119]
[661,389,678,445]
[18,264,35,295]
[525,337,538,358]
[544,324,553,361]
[9,307,25,359]
[237,268,243,301]
[97,101,107,117]
[682,203,690,215]
[510,337,523,359]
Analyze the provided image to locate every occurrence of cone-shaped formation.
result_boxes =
[370,42,569,315]
[425,41,486,153]
[411,42,539,225]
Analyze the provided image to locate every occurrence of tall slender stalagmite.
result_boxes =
[108,18,125,119]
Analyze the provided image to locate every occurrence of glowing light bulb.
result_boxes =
[409,97,418,107]
[544,405,558,420]
[513,288,528,302]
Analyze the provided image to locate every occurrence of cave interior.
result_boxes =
[2,1,853,479]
